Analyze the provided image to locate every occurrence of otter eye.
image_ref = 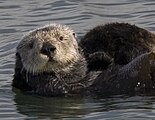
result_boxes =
[73,33,76,37]
[29,41,34,49]
[59,36,63,41]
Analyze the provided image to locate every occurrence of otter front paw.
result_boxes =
[88,52,113,71]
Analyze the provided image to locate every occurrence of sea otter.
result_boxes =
[12,23,155,96]
[80,23,155,71]
[12,24,95,96]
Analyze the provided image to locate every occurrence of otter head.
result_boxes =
[17,24,80,73]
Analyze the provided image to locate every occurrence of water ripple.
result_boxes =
[1,0,155,119]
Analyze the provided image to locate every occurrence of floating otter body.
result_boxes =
[80,23,155,71]
[13,23,155,97]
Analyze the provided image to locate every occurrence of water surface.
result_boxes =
[1,0,155,119]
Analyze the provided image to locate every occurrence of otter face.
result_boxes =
[17,24,79,73]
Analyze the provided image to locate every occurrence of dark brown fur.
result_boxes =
[12,23,155,97]
[80,23,155,71]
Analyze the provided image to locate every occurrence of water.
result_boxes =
[1,0,155,119]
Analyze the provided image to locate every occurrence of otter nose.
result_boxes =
[40,42,56,56]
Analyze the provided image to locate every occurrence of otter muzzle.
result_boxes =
[40,42,56,56]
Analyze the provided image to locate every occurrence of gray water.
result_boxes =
[1,0,155,119]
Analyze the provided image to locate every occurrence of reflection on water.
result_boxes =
[14,89,88,119]
[13,89,155,119]
[1,0,155,119]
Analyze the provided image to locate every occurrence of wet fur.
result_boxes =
[80,23,155,71]
[13,52,90,96]
[13,23,155,97]
[12,24,98,96]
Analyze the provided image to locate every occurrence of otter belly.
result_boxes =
[89,52,155,95]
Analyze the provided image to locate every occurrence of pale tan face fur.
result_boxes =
[17,24,80,73]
